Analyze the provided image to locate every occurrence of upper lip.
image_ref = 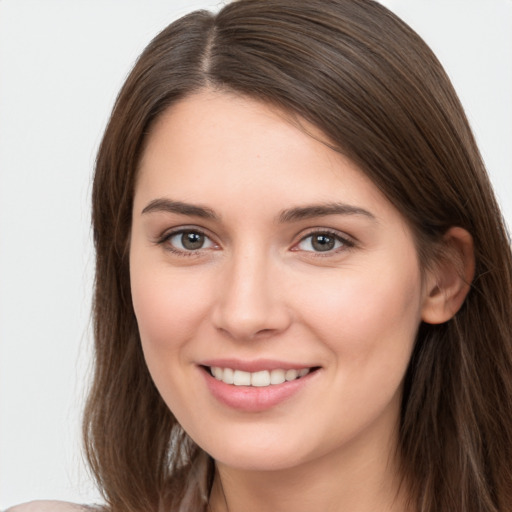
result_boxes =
[199,358,318,373]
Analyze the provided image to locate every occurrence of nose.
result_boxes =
[211,247,292,341]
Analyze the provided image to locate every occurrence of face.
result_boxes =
[130,90,430,473]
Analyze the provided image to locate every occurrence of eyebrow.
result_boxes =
[277,203,376,223]
[141,198,218,219]
[141,198,376,223]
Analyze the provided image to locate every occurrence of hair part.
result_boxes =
[85,1,512,511]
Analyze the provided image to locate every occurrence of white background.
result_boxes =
[1,0,511,508]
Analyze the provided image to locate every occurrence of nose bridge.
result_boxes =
[212,242,289,339]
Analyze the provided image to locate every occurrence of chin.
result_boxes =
[212,449,307,473]
[196,431,318,473]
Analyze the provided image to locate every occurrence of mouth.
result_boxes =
[204,365,319,387]
[199,362,321,411]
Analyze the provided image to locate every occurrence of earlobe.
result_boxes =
[421,227,475,325]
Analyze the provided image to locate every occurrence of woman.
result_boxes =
[10,0,512,511]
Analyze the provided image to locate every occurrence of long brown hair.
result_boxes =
[84,1,512,511]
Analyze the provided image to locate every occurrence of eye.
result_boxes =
[165,229,216,252]
[295,231,352,253]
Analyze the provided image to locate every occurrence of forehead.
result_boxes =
[134,90,399,227]
[138,90,333,181]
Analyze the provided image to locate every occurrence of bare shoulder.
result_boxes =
[6,501,97,512]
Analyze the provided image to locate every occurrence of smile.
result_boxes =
[201,363,321,411]
[209,366,312,387]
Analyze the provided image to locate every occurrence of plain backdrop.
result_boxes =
[1,0,511,508]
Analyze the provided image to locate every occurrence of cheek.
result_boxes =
[130,260,212,357]
[129,260,217,427]
[292,259,423,368]
[293,263,423,438]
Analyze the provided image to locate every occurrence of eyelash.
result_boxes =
[293,229,355,256]
[155,228,355,257]
[156,228,218,258]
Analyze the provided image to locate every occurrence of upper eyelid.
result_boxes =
[159,225,215,241]
[155,225,356,250]
[295,227,356,244]
[156,227,218,256]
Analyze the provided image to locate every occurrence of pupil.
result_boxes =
[182,231,204,250]
[312,234,335,251]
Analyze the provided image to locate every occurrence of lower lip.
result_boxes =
[201,367,318,412]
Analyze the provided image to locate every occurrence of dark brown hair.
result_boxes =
[84,1,512,511]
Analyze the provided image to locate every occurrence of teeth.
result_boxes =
[210,366,312,387]
[223,367,234,384]
[233,370,251,386]
[285,369,298,381]
[270,369,286,385]
[251,370,270,387]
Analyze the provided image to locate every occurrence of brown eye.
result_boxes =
[311,234,336,251]
[296,231,350,253]
[181,231,205,250]
[167,230,215,252]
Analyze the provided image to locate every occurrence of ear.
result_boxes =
[421,227,475,325]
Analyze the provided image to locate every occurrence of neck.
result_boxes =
[209,422,411,512]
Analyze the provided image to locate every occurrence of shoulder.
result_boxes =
[6,501,100,512]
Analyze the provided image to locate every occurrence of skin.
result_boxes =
[129,90,471,512]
